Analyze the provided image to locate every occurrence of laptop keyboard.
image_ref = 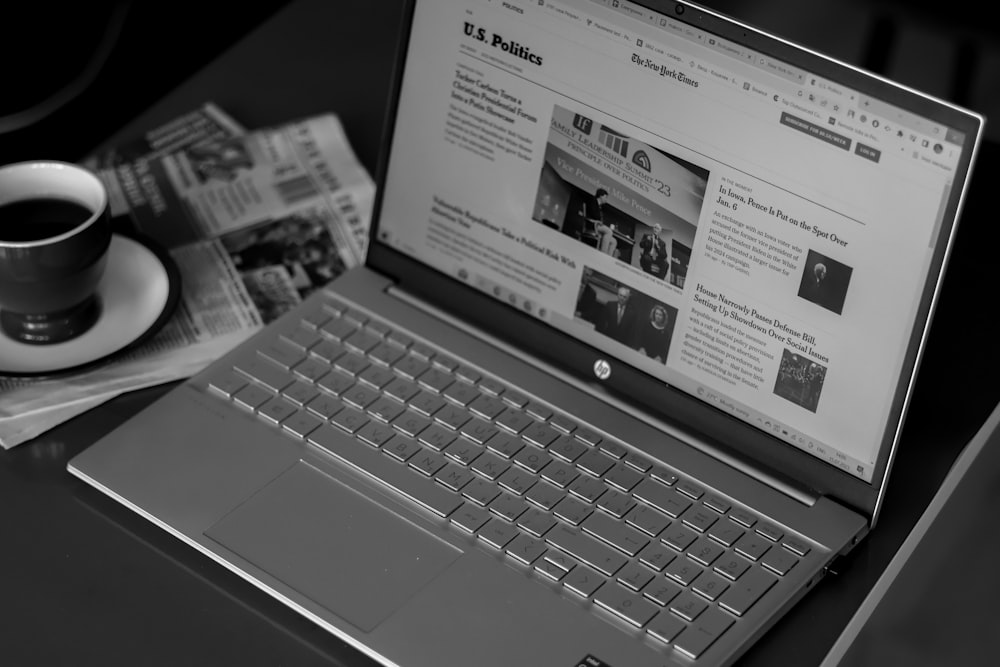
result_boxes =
[206,292,819,661]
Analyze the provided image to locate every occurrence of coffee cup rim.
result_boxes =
[0,160,109,249]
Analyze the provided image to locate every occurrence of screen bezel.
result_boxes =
[365,0,985,522]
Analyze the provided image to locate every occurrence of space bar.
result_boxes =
[307,424,462,518]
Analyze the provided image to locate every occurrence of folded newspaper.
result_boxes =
[0,103,374,448]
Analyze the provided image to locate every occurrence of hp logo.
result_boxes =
[593,359,612,380]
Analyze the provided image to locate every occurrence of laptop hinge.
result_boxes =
[386,284,821,508]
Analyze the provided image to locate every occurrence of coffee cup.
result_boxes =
[0,161,112,345]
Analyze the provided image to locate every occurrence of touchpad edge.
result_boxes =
[205,460,462,632]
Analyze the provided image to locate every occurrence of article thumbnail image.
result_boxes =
[575,266,678,364]
[797,249,852,315]
[184,136,254,184]
[532,105,708,289]
[773,349,826,413]
[221,210,347,322]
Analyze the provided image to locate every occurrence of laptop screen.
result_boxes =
[376,0,981,484]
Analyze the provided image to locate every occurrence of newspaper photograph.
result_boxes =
[0,107,374,449]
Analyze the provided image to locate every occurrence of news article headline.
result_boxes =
[716,177,850,250]
[431,195,576,268]
[694,282,829,363]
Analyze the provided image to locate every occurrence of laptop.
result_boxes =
[68,1,985,665]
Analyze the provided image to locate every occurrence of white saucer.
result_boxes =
[0,233,179,376]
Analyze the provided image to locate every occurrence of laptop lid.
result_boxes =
[365,0,984,523]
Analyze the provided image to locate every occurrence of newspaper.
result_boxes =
[0,105,374,448]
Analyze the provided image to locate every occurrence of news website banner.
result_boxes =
[378,0,966,481]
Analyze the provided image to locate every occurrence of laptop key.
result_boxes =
[259,397,298,424]
[358,365,396,390]
[282,380,319,407]
[334,352,370,376]
[670,591,708,621]
[208,370,247,397]
[282,410,323,439]
[760,546,798,576]
[617,562,654,591]
[258,340,306,370]
[368,342,405,367]
[305,393,343,420]
[368,397,405,423]
[734,532,772,561]
[545,524,626,577]
[478,518,519,549]
[392,411,431,438]
[459,419,499,445]
[626,504,670,537]
[417,367,453,393]
[233,384,274,410]
[664,557,703,587]
[553,496,592,526]
[718,567,778,616]
[486,432,524,459]
[673,607,734,659]
[505,533,546,566]
[582,512,649,557]
[383,377,420,403]
[342,384,379,410]
[638,542,676,572]
[693,572,731,601]
[563,564,605,598]
[525,481,564,511]
[417,423,456,451]
[549,435,588,463]
[596,489,635,519]
[409,449,447,477]
[521,422,559,449]
[646,610,686,644]
[643,578,682,608]
[409,390,445,417]
[383,436,420,461]
[634,479,691,518]
[488,492,528,522]
[515,507,556,537]
[235,358,294,393]
[539,459,578,488]
[707,522,745,548]
[435,463,473,492]
[496,409,534,434]
[290,357,329,382]
[307,424,461,517]
[452,502,490,533]
[433,403,470,431]
[331,407,369,434]
[356,421,396,448]
[594,585,659,627]
[443,381,480,407]
[576,449,614,477]
[317,370,355,397]
[468,394,506,420]
[535,558,569,582]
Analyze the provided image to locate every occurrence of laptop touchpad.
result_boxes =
[205,460,462,632]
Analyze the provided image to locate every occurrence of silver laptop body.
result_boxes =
[69,1,984,665]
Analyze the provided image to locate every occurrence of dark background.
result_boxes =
[0,2,293,163]
[1,1,999,165]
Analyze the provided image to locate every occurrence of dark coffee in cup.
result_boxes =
[0,161,112,345]
[0,198,95,242]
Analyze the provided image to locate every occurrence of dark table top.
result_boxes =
[2,2,998,665]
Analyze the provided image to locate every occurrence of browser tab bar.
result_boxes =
[656,15,706,45]
[611,0,650,22]
[755,55,805,85]
[705,34,754,64]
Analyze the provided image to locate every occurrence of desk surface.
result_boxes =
[2,2,998,665]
